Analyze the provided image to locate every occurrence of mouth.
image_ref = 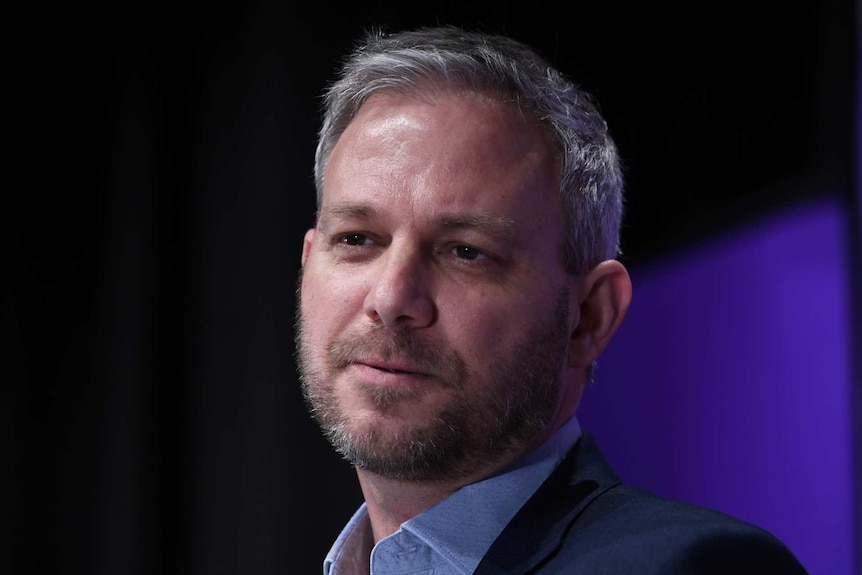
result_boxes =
[358,361,428,377]
[374,366,412,374]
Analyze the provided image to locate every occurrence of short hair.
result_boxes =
[314,25,624,274]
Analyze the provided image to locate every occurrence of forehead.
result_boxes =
[321,91,562,231]
[337,90,555,164]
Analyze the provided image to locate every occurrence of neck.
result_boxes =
[355,471,470,543]
[353,395,583,544]
[354,428,557,543]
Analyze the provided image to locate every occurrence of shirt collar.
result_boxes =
[402,416,581,573]
[323,416,582,575]
[324,503,373,575]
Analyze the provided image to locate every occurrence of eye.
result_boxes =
[452,245,486,261]
[339,233,370,246]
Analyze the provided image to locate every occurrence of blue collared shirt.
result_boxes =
[323,416,582,575]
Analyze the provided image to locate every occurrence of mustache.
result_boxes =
[328,325,466,385]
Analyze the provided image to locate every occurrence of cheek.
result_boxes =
[440,287,564,362]
[300,268,367,339]
[438,298,519,362]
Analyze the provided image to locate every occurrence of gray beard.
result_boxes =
[295,287,570,482]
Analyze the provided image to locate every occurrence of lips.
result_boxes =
[356,360,428,377]
[327,328,466,389]
[344,359,437,391]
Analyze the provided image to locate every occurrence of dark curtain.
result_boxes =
[7,4,362,573]
[5,1,857,574]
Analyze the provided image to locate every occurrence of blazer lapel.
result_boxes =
[474,432,622,575]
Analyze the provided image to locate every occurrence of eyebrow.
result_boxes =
[317,202,517,238]
[317,203,376,231]
[435,213,517,239]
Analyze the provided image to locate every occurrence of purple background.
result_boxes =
[579,198,856,575]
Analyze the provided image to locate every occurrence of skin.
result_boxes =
[298,89,631,543]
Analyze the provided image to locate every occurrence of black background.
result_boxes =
[5,1,857,573]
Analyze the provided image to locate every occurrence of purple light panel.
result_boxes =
[578,198,854,575]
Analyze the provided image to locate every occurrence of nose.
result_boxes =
[363,244,435,329]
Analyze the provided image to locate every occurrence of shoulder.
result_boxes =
[479,432,809,574]
[553,484,808,574]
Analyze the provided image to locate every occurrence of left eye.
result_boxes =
[453,245,484,260]
[340,233,369,246]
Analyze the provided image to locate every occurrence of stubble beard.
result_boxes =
[295,288,571,482]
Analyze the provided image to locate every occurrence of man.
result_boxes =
[295,25,808,574]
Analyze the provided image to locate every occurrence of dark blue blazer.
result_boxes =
[476,432,808,574]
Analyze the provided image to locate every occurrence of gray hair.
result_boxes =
[313,25,624,274]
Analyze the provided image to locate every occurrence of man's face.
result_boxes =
[297,91,580,482]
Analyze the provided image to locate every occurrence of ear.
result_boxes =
[568,260,632,368]
[301,228,315,267]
